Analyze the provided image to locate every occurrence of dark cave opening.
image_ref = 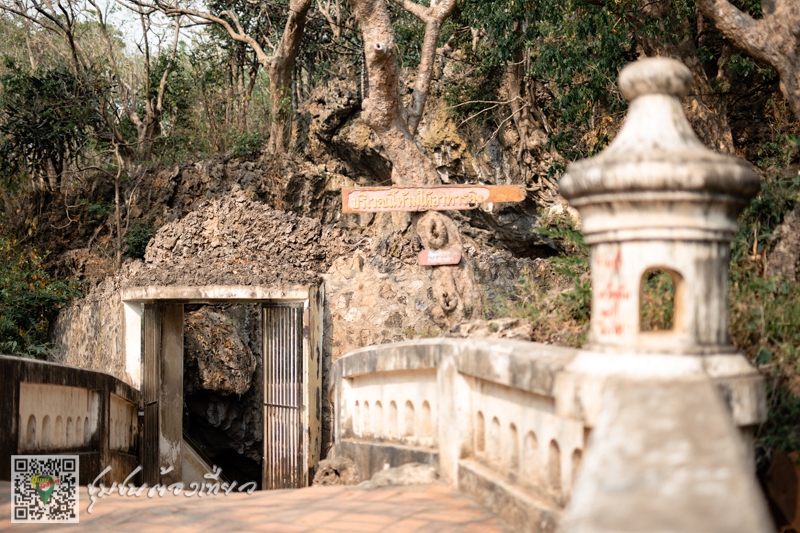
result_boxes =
[182,304,264,489]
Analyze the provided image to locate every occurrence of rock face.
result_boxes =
[49,271,127,379]
[312,457,360,486]
[52,188,539,464]
[767,202,800,281]
[128,185,357,288]
[446,317,533,341]
[184,307,256,396]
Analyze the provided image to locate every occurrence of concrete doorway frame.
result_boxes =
[121,284,323,488]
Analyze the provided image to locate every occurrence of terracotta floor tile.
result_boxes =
[0,482,507,533]
[295,509,342,526]
[379,518,429,532]
[337,512,396,524]
[323,520,385,533]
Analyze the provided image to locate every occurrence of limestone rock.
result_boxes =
[127,185,357,288]
[766,202,800,281]
[446,317,534,341]
[184,308,256,396]
[313,457,360,486]
[359,463,439,489]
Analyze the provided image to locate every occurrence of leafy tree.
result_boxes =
[0,229,80,357]
[0,60,104,188]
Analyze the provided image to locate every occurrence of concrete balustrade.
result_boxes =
[334,339,581,532]
[342,369,438,449]
[334,334,767,532]
[0,355,140,484]
[109,393,138,454]
[18,383,100,452]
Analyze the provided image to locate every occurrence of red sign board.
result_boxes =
[342,185,525,213]
[418,249,462,266]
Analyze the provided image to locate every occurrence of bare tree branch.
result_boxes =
[394,0,456,134]
[698,0,800,120]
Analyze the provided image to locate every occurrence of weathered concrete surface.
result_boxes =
[181,438,214,487]
[158,304,183,486]
[361,462,439,488]
[336,440,439,485]
[560,378,774,533]
[333,339,581,533]
[0,355,139,484]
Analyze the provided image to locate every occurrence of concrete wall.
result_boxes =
[0,355,140,485]
[333,339,580,533]
[50,274,129,384]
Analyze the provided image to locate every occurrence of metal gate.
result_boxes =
[141,305,161,486]
[263,304,304,489]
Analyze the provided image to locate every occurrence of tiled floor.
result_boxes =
[0,482,510,532]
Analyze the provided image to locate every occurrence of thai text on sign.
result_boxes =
[418,249,461,266]
[341,185,525,213]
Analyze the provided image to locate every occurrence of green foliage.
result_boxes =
[729,170,800,370]
[87,202,114,222]
[442,75,501,126]
[536,217,591,324]
[757,132,800,169]
[640,270,675,331]
[124,219,156,259]
[0,59,105,180]
[756,385,800,466]
[727,53,757,79]
[231,132,265,158]
[725,171,800,459]
[731,0,764,19]
[489,214,590,346]
[460,0,634,164]
[0,229,80,357]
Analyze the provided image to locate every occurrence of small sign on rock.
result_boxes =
[342,185,525,213]
[418,249,462,266]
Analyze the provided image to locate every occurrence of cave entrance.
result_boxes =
[121,285,323,490]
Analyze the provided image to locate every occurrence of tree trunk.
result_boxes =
[268,0,312,153]
[137,112,159,161]
[113,144,124,271]
[698,0,800,121]
[350,0,481,326]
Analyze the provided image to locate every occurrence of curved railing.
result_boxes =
[333,338,581,533]
[0,355,140,485]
